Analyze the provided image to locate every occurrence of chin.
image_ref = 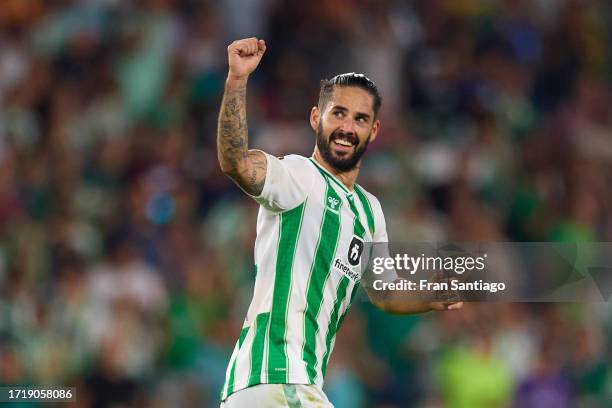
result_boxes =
[331,152,352,161]
[330,159,359,172]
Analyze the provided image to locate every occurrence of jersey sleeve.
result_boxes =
[250,152,315,212]
[371,195,389,243]
[359,194,396,290]
[365,196,397,287]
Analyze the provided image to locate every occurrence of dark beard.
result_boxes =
[316,122,370,172]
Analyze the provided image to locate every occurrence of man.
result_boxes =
[217,37,463,407]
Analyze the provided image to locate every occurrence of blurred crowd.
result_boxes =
[0,0,611,407]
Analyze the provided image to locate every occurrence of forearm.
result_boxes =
[366,286,461,314]
[365,285,430,314]
[217,76,267,195]
[373,297,433,315]
[217,76,249,174]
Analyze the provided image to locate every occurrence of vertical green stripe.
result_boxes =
[226,325,250,396]
[320,276,351,378]
[307,165,369,382]
[341,193,366,329]
[335,283,359,336]
[283,384,303,408]
[347,196,366,238]
[248,312,270,386]
[319,190,366,379]
[267,203,306,382]
[355,185,375,235]
[302,181,341,382]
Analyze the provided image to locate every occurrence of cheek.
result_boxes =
[357,127,372,143]
[320,121,336,137]
[323,114,343,128]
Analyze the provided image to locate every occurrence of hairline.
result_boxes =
[318,84,378,119]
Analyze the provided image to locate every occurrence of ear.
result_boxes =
[310,106,320,132]
[369,119,381,143]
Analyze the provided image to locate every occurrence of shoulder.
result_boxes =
[277,154,321,182]
[269,154,315,172]
[355,183,388,239]
[355,184,384,215]
[254,153,318,212]
[255,152,317,181]
[267,154,317,196]
[278,154,315,170]
[278,154,312,166]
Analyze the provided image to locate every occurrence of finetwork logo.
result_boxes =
[334,257,360,281]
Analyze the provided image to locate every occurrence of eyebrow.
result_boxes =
[330,105,372,121]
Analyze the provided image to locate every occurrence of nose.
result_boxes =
[338,118,356,134]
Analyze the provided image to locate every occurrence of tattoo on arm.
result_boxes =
[217,81,267,195]
[217,83,247,170]
[244,151,266,194]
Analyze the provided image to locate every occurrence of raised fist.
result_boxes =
[227,37,266,80]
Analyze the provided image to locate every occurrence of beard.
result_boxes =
[316,122,371,172]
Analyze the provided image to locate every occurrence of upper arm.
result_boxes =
[361,196,396,310]
[371,196,388,243]
[230,153,315,212]
[225,149,268,196]
[362,238,397,311]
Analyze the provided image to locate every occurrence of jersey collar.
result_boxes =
[308,157,353,195]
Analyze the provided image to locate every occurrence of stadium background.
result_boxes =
[0,0,611,406]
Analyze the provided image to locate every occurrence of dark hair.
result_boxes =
[318,73,382,117]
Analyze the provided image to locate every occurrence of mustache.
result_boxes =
[329,130,359,146]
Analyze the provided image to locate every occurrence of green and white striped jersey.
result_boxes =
[221,153,388,401]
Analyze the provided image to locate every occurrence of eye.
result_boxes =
[356,116,367,123]
[333,111,344,118]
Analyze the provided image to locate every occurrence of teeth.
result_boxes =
[334,139,353,146]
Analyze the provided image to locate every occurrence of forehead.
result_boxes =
[325,86,375,115]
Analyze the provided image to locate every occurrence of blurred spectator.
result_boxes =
[0,0,610,406]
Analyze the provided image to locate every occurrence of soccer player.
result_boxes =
[217,37,463,407]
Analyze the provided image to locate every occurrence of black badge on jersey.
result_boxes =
[347,236,364,266]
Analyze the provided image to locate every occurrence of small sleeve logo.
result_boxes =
[348,236,364,266]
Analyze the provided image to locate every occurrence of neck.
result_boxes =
[312,149,360,191]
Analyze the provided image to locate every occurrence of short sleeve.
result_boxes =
[250,153,315,212]
[360,194,397,289]
[368,195,388,243]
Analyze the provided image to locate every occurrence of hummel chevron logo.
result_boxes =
[327,196,340,212]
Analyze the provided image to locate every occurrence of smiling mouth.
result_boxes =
[331,132,358,146]
[333,139,354,147]
[331,139,355,156]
